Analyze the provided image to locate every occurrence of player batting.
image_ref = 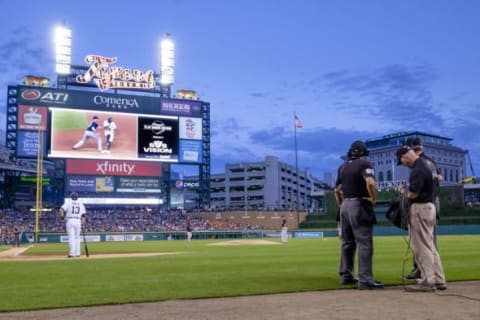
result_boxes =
[59,192,87,258]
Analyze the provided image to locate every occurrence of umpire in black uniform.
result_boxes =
[396,145,447,291]
[404,137,442,280]
[334,141,384,290]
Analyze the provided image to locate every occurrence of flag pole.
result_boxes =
[294,113,300,227]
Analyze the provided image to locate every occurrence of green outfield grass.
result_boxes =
[0,235,479,312]
[53,109,87,130]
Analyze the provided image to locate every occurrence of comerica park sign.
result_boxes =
[76,55,156,91]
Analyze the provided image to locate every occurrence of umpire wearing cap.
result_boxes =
[396,145,447,291]
[334,141,384,290]
[404,137,443,280]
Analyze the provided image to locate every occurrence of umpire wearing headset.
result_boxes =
[334,141,384,290]
[404,137,443,280]
[397,145,447,291]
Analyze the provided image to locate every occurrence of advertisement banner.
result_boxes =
[96,177,115,192]
[66,159,163,177]
[67,176,97,192]
[160,98,202,117]
[16,131,47,157]
[17,105,48,131]
[179,140,202,163]
[137,117,178,161]
[18,86,203,116]
[105,234,144,242]
[116,177,161,193]
[179,117,202,140]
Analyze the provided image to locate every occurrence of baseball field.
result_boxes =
[0,235,479,315]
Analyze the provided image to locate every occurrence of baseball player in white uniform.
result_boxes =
[59,192,86,258]
[72,115,102,152]
[281,217,288,243]
[102,117,117,153]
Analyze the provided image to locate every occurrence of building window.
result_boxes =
[378,171,384,182]
[386,170,392,181]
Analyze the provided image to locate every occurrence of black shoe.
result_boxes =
[406,268,421,280]
[435,283,448,291]
[358,280,384,290]
[341,277,359,285]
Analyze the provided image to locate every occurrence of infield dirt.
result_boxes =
[0,281,478,320]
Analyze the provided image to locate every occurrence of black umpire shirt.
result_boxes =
[420,153,440,198]
[409,158,434,203]
[336,159,375,198]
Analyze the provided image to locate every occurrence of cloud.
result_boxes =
[246,125,379,178]
[0,27,52,76]
[317,63,448,130]
[0,27,53,145]
[250,92,266,98]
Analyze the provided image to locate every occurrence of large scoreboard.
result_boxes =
[17,85,204,164]
[13,85,208,205]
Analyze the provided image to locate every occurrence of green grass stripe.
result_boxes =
[53,109,87,130]
[0,236,478,312]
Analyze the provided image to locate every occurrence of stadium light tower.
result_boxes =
[54,25,72,75]
[160,33,175,86]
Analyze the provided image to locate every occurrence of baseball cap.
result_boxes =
[396,145,412,165]
[405,137,422,151]
[348,140,369,158]
[93,115,99,120]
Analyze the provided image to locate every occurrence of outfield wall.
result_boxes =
[193,211,308,228]
[17,225,480,244]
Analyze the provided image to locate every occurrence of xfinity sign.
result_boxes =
[96,161,136,175]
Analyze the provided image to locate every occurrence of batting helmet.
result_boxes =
[93,115,99,120]
[70,192,79,200]
[107,117,113,123]
[348,140,369,159]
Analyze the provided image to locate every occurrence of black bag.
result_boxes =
[385,193,409,230]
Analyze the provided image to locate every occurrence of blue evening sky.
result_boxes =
[1,0,479,179]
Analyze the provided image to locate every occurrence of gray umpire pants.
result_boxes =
[409,202,446,286]
[339,198,374,284]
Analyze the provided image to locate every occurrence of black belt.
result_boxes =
[344,197,362,200]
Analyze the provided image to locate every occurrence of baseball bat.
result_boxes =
[82,227,90,257]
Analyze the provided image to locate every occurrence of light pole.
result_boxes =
[244,163,248,216]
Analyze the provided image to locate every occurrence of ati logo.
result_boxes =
[96,161,135,175]
[21,89,41,100]
[21,89,69,104]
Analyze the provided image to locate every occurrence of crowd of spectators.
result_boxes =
[0,207,261,244]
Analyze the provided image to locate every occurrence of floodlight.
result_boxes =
[160,33,175,86]
[54,26,72,74]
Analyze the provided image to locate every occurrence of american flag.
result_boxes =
[294,115,303,128]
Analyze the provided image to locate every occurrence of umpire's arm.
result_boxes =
[364,176,377,205]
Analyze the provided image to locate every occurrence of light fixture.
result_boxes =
[160,33,175,86]
[55,25,72,74]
